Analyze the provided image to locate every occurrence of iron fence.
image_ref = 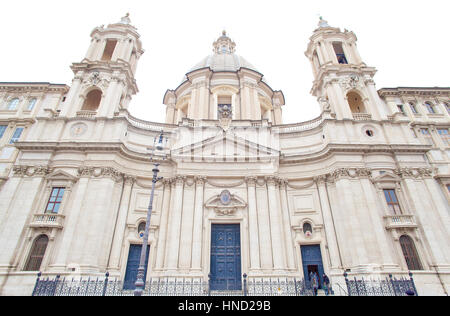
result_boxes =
[32,272,418,296]
[344,272,418,296]
[32,273,315,296]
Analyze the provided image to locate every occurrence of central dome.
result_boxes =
[183,31,265,82]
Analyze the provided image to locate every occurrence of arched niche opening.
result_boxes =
[82,89,102,111]
[347,91,367,114]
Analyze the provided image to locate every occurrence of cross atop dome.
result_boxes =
[213,30,236,54]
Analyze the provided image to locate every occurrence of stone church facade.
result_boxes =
[0,15,449,295]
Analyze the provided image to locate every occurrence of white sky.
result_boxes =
[0,0,449,124]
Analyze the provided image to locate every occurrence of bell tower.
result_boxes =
[305,17,387,120]
[60,14,144,118]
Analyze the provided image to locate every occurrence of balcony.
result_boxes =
[352,113,372,121]
[29,214,65,229]
[383,215,417,230]
[76,110,97,118]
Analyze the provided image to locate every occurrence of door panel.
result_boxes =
[210,224,241,291]
[301,245,324,288]
[123,244,150,290]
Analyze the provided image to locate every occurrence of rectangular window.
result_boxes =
[409,103,418,114]
[383,189,402,214]
[397,104,405,114]
[0,125,7,139]
[437,129,449,146]
[9,127,24,144]
[45,187,65,214]
[420,128,434,145]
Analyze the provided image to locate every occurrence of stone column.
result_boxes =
[107,175,135,271]
[245,177,260,271]
[155,178,172,270]
[165,176,185,271]
[61,75,83,117]
[191,177,205,271]
[266,177,286,271]
[314,175,341,271]
[278,179,296,270]
[179,178,195,269]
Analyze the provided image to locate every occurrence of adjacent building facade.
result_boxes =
[0,15,449,295]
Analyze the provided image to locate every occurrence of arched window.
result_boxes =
[424,102,435,114]
[409,102,418,114]
[333,42,348,64]
[7,98,20,110]
[399,235,423,271]
[27,98,37,111]
[444,102,450,115]
[347,91,366,114]
[82,89,102,111]
[24,235,49,271]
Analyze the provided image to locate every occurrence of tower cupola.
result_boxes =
[305,17,388,121]
[60,14,144,119]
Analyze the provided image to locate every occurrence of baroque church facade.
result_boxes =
[0,15,449,295]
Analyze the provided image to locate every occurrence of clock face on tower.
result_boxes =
[70,123,88,137]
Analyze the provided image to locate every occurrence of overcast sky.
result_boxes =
[1,0,449,123]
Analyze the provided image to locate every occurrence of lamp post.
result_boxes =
[134,131,166,296]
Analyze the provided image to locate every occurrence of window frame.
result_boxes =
[399,235,423,271]
[24,234,49,271]
[45,187,65,214]
[437,128,449,146]
[424,102,436,114]
[7,98,20,110]
[409,102,418,114]
[0,125,7,139]
[9,127,24,144]
[383,189,402,215]
[27,98,37,111]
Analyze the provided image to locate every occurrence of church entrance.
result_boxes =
[123,244,150,290]
[210,224,242,291]
[300,244,324,289]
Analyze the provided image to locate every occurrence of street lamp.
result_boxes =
[134,131,167,296]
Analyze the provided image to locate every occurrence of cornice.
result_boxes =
[14,141,173,165]
[378,87,450,98]
[281,143,431,165]
[312,166,435,184]
[0,84,69,94]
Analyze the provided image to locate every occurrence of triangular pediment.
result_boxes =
[46,170,78,182]
[371,172,401,183]
[172,132,280,161]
